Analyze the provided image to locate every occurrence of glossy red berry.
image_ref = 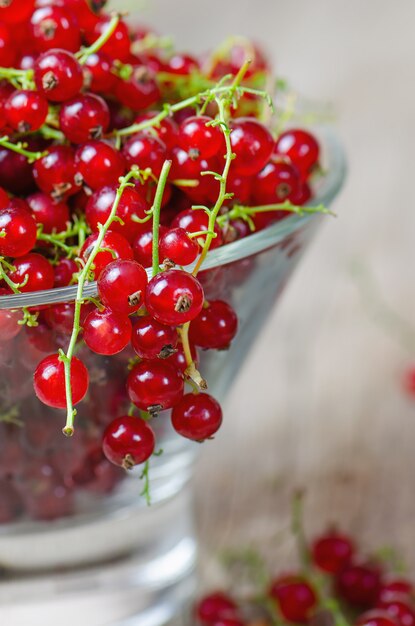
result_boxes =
[27,192,69,234]
[102,416,155,469]
[0,0,34,24]
[122,132,167,178]
[171,393,222,441]
[30,6,81,53]
[5,90,49,133]
[0,203,37,257]
[269,576,317,623]
[160,228,199,266]
[34,48,83,102]
[165,53,199,75]
[311,531,355,574]
[83,51,117,94]
[83,308,132,355]
[34,353,89,409]
[115,66,160,112]
[97,258,148,314]
[252,158,301,205]
[85,17,131,62]
[336,563,382,608]
[59,93,110,144]
[167,341,198,374]
[54,258,78,288]
[195,591,238,624]
[377,599,415,626]
[132,225,167,268]
[80,231,133,278]
[0,22,16,67]
[230,117,274,176]
[8,253,55,292]
[33,145,79,200]
[127,360,184,412]
[131,315,177,359]
[146,269,204,326]
[0,186,8,210]
[86,185,149,242]
[172,209,223,250]
[74,141,125,190]
[275,129,320,179]
[179,115,224,159]
[356,610,399,626]
[189,300,238,350]
[134,111,178,150]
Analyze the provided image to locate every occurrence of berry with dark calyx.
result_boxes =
[102,416,155,469]
[33,145,79,200]
[27,192,69,234]
[131,315,177,360]
[275,129,320,180]
[195,591,239,624]
[74,140,126,190]
[171,393,222,441]
[83,308,132,355]
[252,158,301,205]
[8,253,55,293]
[377,599,415,626]
[122,132,167,178]
[0,203,37,257]
[97,259,148,314]
[5,90,49,133]
[160,227,199,266]
[54,258,78,288]
[80,231,133,278]
[269,575,317,623]
[133,225,167,268]
[85,185,149,242]
[134,111,178,150]
[356,610,399,626]
[85,16,131,62]
[190,300,238,350]
[34,48,83,102]
[34,353,89,409]
[311,531,355,574]
[179,115,224,159]
[115,65,160,112]
[230,117,274,176]
[83,51,117,94]
[30,6,81,53]
[172,208,223,250]
[336,563,382,609]
[59,93,110,144]
[146,269,204,326]
[127,360,184,413]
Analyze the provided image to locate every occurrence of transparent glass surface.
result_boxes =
[0,127,346,625]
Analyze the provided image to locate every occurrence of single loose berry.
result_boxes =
[131,315,177,359]
[0,203,37,257]
[146,269,204,326]
[171,393,223,441]
[74,141,125,190]
[189,300,238,350]
[102,416,155,469]
[160,228,199,266]
[80,231,133,278]
[5,90,49,133]
[83,308,132,355]
[34,48,83,102]
[34,353,89,409]
[127,360,184,412]
[98,258,148,314]
[336,563,382,609]
[311,531,355,574]
[230,117,274,176]
[269,576,317,623]
[59,93,110,144]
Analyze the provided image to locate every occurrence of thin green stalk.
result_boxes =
[0,136,46,162]
[60,169,140,436]
[151,159,171,276]
[140,460,151,506]
[77,13,120,64]
[217,202,331,229]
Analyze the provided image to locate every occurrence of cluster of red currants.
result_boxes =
[195,530,415,626]
[0,0,321,482]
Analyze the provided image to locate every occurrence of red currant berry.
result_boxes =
[172,209,223,250]
[164,53,199,75]
[74,140,125,190]
[230,117,274,176]
[59,93,110,144]
[8,253,55,292]
[44,302,75,335]
[167,341,198,374]
[171,393,222,441]
[127,360,184,412]
[189,300,238,350]
[134,111,178,150]
[132,225,167,268]
[33,145,79,201]
[0,288,23,341]
[122,132,167,178]
[34,353,89,409]
[160,227,199,266]
[179,115,224,159]
[98,258,148,314]
[269,576,317,623]
[356,610,399,626]
[311,531,355,574]
[226,170,252,205]
[377,599,415,626]
[380,580,413,601]
[252,158,301,205]
[336,563,382,608]
[195,591,238,624]
[34,48,83,102]
[146,269,204,326]
[85,17,131,62]
[83,51,117,94]
[83,308,132,355]
[54,258,78,288]
[131,315,177,359]
[275,129,320,179]
[5,90,48,133]
[0,203,37,257]
[86,185,149,242]
[30,6,81,53]
[102,416,155,469]
[115,66,160,112]
[0,0,34,24]
[80,231,133,278]
[27,192,69,234]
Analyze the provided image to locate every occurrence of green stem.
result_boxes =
[291,491,311,570]
[140,460,151,506]
[60,169,140,436]
[77,13,120,64]
[217,201,331,229]
[0,67,34,89]
[0,136,46,162]
[151,159,172,276]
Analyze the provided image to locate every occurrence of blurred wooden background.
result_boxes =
[115,0,415,580]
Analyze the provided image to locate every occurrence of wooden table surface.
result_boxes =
[118,0,415,585]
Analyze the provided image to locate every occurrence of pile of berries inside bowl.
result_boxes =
[0,0,323,501]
